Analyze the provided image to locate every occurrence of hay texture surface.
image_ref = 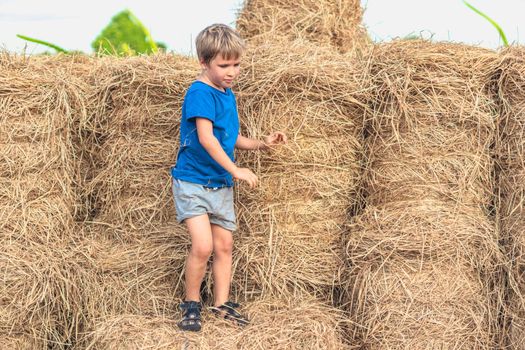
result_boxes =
[232,39,367,302]
[0,53,83,242]
[84,54,198,229]
[72,223,190,346]
[81,298,347,350]
[497,46,525,350]
[345,41,502,349]
[0,53,87,348]
[237,0,369,53]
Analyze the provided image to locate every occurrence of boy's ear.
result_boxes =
[199,59,209,70]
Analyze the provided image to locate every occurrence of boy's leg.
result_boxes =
[211,223,233,306]
[184,214,213,302]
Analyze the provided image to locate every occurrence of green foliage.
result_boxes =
[16,34,68,53]
[92,9,158,55]
[463,1,509,46]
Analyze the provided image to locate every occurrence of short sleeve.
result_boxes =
[185,89,215,122]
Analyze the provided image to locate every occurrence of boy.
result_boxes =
[171,23,286,332]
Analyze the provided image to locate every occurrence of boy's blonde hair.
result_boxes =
[196,24,245,65]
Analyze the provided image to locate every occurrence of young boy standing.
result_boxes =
[171,24,286,332]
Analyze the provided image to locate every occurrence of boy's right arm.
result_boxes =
[195,117,258,188]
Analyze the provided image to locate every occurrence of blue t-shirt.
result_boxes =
[171,81,239,187]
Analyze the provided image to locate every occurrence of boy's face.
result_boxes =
[200,54,241,91]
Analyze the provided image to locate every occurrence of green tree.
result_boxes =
[92,9,158,55]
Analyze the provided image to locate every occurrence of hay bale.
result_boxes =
[0,53,88,347]
[83,44,366,303]
[73,223,189,341]
[231,40,367,301]
[348,261,496,349]
[0,174,74,243]
[0,240,82,349]
[236,0,369,53]
[343,41,502,348]
[84,54,198,229]
[0,52,86,234]
[88,134,177,227]
[347,201,500,269]
[365,129,494,209]
[80,297,347,350]
[497,46,525,349]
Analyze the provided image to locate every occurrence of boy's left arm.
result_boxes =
[235,132,287,150]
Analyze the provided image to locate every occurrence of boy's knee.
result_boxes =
[191,243,213,261]
[214,238,233,256]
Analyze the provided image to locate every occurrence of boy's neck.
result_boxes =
[197,74,226,93]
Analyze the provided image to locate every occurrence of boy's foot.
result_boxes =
[177,300,202,332]
[209,301,249,327]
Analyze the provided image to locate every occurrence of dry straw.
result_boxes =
[232,38,368,302]
[344,41,504,349]
[84,54,198,230]
[1,240,83,349]
[74,38,368,346]
[496,46,525,350]
[81,297,347,350]
[0,52,87,348]
[72,224,190,346]
[236,0,370,53]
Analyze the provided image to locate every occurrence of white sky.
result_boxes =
[0,0,523,56]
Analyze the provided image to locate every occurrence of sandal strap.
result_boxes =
[215,301,246,320]
[179,301,202,311]
[224,301,240,308]
[179,301,202,319]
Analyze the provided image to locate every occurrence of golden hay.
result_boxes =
[0,174,74,243]
[0,52,86,224]
[0,240,82,349]
[347,261,497,349]
[90,169,173,228]
[80,297,347,350]
[230,39,367,301]
[85,54,198,133]
[79,42,366,306]
[496,46,525,350]
[0,335,42,350]
[343,41,503,348]
[366,41,497,134]
[72,223,189,340]
[365,129,493,209]
[347,200,500,270]
[236,0,370,53]
[0,142,67,177]
[0,53,89,347]
[83,54,198,229]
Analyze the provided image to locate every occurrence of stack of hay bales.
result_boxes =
[232,39,367,303]
[344,41,503,348]
[0,53,86,348]
[236,0,370,53]
[76,47,356,348]
[496,47,525,349]
[74,54,198,345]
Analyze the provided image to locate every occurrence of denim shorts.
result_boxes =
[172,178,237,231]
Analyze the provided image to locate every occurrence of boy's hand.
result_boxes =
[232,167,258,188]
[263,132,287,148]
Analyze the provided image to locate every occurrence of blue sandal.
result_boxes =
[177,301,202,332]
[209,301,249,327]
